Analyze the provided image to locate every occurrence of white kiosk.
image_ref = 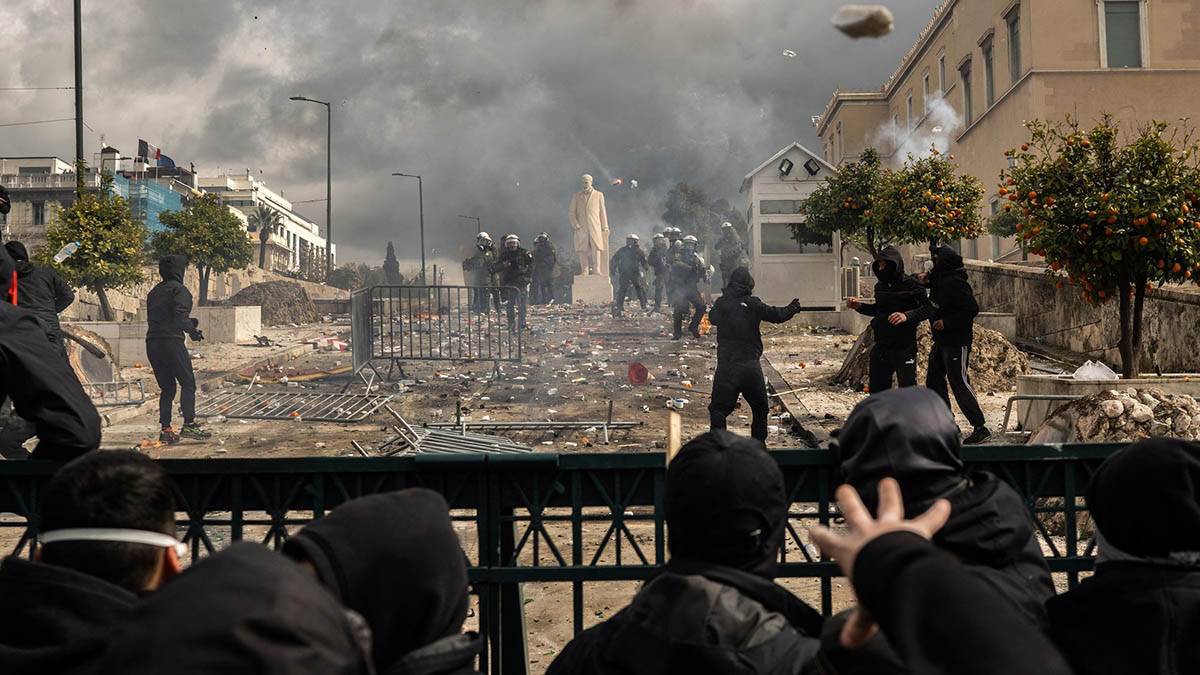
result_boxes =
[739,142,842,312]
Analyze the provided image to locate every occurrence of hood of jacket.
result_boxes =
[0,556,137,675]
[4,242,34,276]
[873,246,906,282]
[837,387,966,512]
[283,489,470,673]
[933,471,1040,569]
[930,245,966,281]
[157,255,187,283]
[724,267,754,297]
[101,542,370,674]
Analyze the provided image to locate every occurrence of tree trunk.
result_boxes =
[198,267,210,307]
[1130,277,1147,378]
[259,239,268,269]
[1117,281,1135,378]
[94,285,115,321]
[865,224,878,258]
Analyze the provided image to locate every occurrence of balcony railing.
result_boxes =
[0,173,102,190]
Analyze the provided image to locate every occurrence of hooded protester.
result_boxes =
[610,234,649,317]
[145,255,208,445]
[1047,438,1200,675]
[708,267,802,441]
[647,233,670,312]
[4,240,75,354]
[531,232,558,305]
[0,243,100,461]
[923,245,989,444]
[547,431,823,675]
[101,542,372,675]
[282,489,481,675]
[846,246,929,394]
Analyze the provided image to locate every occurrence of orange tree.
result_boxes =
[1001,116,1200,377]
[798,148,884,256]
[872,149,986,249]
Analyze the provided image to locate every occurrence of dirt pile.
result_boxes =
[225,281,318,326]
[1030,388,1200,444]
[833,323,1029,393]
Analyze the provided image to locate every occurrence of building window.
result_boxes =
[1103,1,1143,68]
[1006,6,1021,82]
[959,61,973,125]
[760,223,833,255]
[982,36,995,107]
[32,201,45,226]
[759,200,804,215]
[906,93,914,130]
[922,71,931,109]
[938,53,946,92]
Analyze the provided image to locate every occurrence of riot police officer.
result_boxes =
[531,232,558,305]
[715,222,748,288]
[491,234,533,330]
[610,234,649,317]
[670,235,708,340]
[463,232,500,314]
[647,233,670,313]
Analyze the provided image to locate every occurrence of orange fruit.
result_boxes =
[1021,143,1030,151]
[1139,236,1149,246]
[1045,196,1056,206]
[1028,191,1038,200]
[1173,262,1183,273]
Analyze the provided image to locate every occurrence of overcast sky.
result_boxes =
[1,0,940,267]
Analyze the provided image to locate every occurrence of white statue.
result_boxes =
[569,174,610,276]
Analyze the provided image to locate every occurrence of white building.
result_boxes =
[198,172,333,275]
[739,142,841,309]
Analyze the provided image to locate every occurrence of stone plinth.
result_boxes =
[192,305,262,343]
[1014,374,1200,432]
[68,321,148,367]
[572,275,614,305]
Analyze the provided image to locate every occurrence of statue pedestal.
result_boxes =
[572,274,613,305]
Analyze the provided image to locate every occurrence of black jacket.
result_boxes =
[1047,562,1200,675]
[839,388,1054,627]
[611,243,649,278]
[648,245,670,275]
[0,245,100,460]
[491,247,533,287]
[145,255,195,341]
[546,559,822,675]
[532,242,558,279]
[716,233,747,269]
[709,268,798,365]
[0,556,136,675]
[5,241,74,334]
[669,251,706,294]
[853,247,929,349]
[463,245,497,286]
[100,542,371,674]
[854,532,1073,675]
[925,246,978,346]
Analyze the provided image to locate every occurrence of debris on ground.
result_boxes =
[1030,388,1200,443]
[833,323,1029,394]
[225,281,318,326]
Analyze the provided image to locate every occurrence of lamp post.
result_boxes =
[288,96,332,279]
[392,172,426,284]
[73,0,84,193]
[458,214,481,233]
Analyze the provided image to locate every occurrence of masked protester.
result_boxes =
[714,222,747,288]
[924,244,989,444]
[846,246,929,394]
[708,267,802,441]
[820,387,1054,674]
[610,234,649,317]
[547,431,822,675]
[669,235,708,340]
[4,241,74,356]
[1047,439,1200,675]
[145,255,209,445]
[647,233,670,312]
[531,232,558,305]
[0,243,100,461]
[284,490,482,675]
[491,234,533,331]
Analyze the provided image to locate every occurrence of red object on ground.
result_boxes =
[627,362,649,385]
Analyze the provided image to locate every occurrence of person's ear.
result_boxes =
[33,546,43,562]
[162,546,183,580]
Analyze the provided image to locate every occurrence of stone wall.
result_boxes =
[965,260,1200,373]
[62,266,348,322]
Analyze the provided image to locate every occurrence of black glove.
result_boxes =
[788,298,803,313]
[188,329,205,342]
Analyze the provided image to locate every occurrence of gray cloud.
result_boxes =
[0,0,939,266]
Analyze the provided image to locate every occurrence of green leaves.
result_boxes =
[152,193,255,276]
[36,178,148,292]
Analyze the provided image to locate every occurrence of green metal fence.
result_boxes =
[0,443,1117,674]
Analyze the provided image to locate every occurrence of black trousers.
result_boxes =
[146,339,196,429]
[532,274,554,305]
[502,285,528,329]
[709,360,770,441]
[867,344,918,395]
[672,290,705,337]
[927,341,986,429]
[652,274,666,309]
[614,275,647,314]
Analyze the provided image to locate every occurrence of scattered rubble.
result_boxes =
[1030,388,1200,443]
[225,281,318,326]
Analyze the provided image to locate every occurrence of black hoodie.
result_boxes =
[926,245,978,346]
[0,556,137,675]
[709,268,799,364]
[283,489,480,675]
[838,388,1054,627]
[101,542,371,675]
[852,246,929,348]
[0,245,101,460]
[145,255,194,341]
[4,241,74,334]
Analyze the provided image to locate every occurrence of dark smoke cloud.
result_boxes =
[0,0,939,268]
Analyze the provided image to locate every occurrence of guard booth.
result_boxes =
[739,142,842,309]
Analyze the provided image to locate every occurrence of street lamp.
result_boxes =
[289,95,332,279]
[458,214,481,233]
[392,172,426,284]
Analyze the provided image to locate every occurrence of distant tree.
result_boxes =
[247,205,281,270]
[152,193,254,305]
[37,170,147,320]
[873,149,985,248]
[383,241,402,284]
[327,263,392,290]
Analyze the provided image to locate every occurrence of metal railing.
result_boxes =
[0,443,1114,675]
